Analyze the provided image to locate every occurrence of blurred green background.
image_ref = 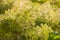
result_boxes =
[0,0,60,40]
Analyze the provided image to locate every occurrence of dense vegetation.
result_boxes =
[0,0,60,40]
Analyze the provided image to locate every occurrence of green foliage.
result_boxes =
[0,0,13,14]
[50,0,60,8]
[31,0,47,4]
[0,0,60,40]
[48,32,60,40]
